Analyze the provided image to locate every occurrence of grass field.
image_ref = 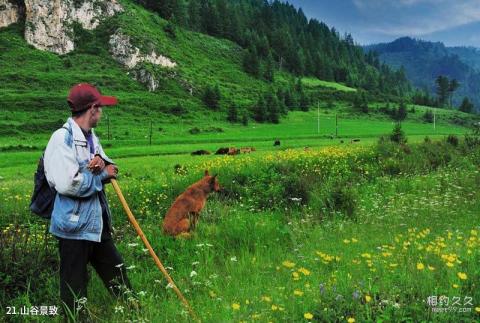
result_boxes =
[1,126,479,322]
[301,77,357,92]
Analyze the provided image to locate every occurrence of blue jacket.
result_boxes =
[44,117,115,242]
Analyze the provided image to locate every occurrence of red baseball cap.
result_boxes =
[67,83,118,112]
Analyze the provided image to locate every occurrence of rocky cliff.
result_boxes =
[0,0,177,91]
[0,0,21,28]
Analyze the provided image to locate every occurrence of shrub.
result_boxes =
[170,103,186,116]
[326,184,357,219]
[203,84,221,110]
[390,123,407,144]
[164,22,176,38]
[446,134,459,147]
[423,110,434,123]
[188,127,201,134]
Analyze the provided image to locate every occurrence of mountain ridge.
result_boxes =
[365,36,480,111]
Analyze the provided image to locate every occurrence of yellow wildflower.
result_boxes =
[365,295,372,303]
[304,312,314,320]
[232,303,240,310]
[271,304,278,311]
[453,284,459,288]
[475,306,480,313]
[294,289,304,296]
[298,267,311,276]
[428,265,435,271]
[343,239,351,244]
[347,318,355,323]
[261,296,272,303]
[417,263,425,270]
[282,260,295,268]
[457,272,467,280]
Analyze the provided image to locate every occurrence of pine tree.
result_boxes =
[264,52,275,82]
[284,88,295,110]
[241,112,249,126]
[435,75,450,108]
[353,93,362,111]
[299,92,309,112]
[390,123,407,144]
[227,103,238,122]
[448,79,460,108]
[265,93,280,123]
[459,97,474,113]
[187,0,200,30]
[396,100,407,121]
[361,92,369,113]
[243,46,260,77]
[253,96,267,122]
[203,84,221,110]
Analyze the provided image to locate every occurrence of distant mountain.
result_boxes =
[447,46,480,72]
[364,37,480,110]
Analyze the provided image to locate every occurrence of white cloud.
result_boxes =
[353,0,480,37]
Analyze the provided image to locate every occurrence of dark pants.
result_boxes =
[58,235,132,316]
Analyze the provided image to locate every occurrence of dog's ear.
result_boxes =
[204,169,209,177]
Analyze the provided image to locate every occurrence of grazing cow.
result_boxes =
[274,140,281,146]
[162,170,221,237]
[191,150,211,156]
[240,147,256,154]
[351,139,361,143]
[340,140,344,144]
[215,147,229,155]
[227,147,240,155]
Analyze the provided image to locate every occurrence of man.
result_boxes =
[44,83,132,317]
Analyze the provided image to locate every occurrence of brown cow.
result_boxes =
[240,147,256,154]
[215,147,229,155]
[227,147,239,155]
[162,170,221,237]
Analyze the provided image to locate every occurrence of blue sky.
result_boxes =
[286,0,480,47]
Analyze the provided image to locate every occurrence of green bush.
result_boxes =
[326,184,357,219]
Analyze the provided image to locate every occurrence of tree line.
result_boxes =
[411,75,475,113]
[134,0,411,96]
[202,79,311,124]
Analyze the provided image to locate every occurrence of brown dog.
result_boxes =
[162,170,221,237]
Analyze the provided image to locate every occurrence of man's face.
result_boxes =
[89,105,103,128]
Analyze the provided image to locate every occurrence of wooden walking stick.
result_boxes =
[110,179,199,321]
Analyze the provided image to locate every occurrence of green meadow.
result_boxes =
[1,119,480,322]
[1,1,480,322]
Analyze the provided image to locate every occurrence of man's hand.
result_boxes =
[87,155,106,174]
[104,164,118,180]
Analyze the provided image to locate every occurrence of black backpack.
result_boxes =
[29,153,56,219]
[30,126,70,219]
